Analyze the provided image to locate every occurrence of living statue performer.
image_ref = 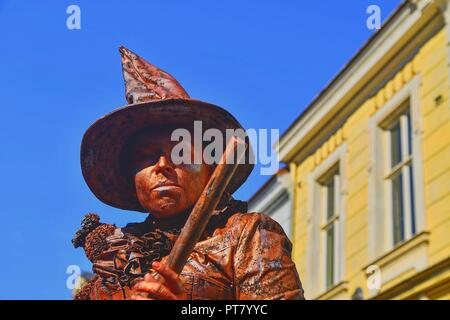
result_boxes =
[73,46,305,300]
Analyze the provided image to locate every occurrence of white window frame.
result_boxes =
[319,165,340,290]
[368,76,425,260]
[383,106,415,245]
[306,143,347,297]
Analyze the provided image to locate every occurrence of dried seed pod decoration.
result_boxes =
[72,213,101,248]
[84,224,116,262]
[72,213,116,262]
[119,46,190,104]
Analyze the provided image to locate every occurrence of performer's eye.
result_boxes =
[141,154,159,166]
[131,153,159,173]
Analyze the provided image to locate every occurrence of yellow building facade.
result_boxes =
[278,0,450,299]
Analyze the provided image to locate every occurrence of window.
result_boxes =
[319,165,340,289]
[367,76,426,294]
[382,104,416,247]
[307,144,347,297]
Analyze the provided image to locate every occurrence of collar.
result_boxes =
[123,193,248,236]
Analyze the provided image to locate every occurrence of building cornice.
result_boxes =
[371,256,450,300]
[278,0,445,163]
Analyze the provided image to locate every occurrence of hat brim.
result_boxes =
[81,98,254,212]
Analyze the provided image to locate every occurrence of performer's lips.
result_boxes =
[151,182,181,191]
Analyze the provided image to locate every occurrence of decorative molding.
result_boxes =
[363,231,430,270]
[315,281,349,300]
[370,255,450,300]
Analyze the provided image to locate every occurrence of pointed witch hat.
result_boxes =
[81,47,254,212]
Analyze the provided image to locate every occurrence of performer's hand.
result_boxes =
[131,261,187,300]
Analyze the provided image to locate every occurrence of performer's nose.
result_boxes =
[155,156,174,174]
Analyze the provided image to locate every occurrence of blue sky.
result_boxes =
[0,0,399,299]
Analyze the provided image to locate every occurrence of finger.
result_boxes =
[130,294,154,300]
[152,261,184,294]
[133,281,178,300]
[144,273,153,282]
[145,269,166,285]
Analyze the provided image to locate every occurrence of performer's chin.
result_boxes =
[150,190,184,218]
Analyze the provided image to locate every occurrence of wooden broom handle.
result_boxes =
[165,136,248,274]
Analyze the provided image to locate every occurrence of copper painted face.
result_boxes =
[126,127,213,218]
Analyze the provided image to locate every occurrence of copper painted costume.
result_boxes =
[74,195,304,300]
[75,47,304,300]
